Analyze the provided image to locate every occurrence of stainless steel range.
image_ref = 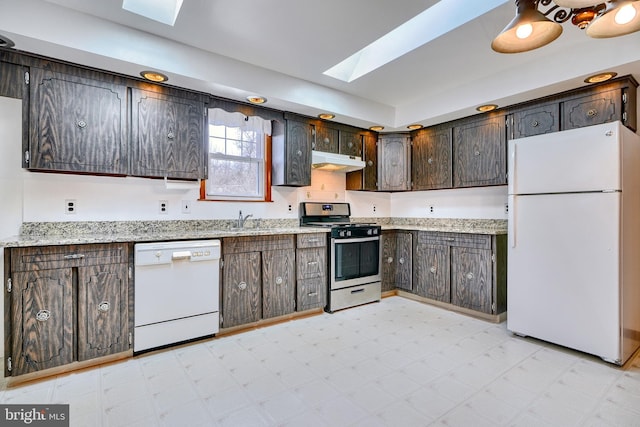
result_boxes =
[300,202,381,312]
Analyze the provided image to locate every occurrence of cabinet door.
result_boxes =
[453,116,506,187]
[131,88,205,179]
[511,103,559,139]
[262,249,296,319]
[313,125,338,152]
[297,277,326,311]
[346,132,377,191]
[381,232,412,291]
[412,127,452,190]
[414,243,450,302]
[284,119,312,186]
[77,263,129,361]
[562,89,622,130]
[11,269,74,375]
[29,68,128,174]
[222,252,262,328]
[451,247,492,313]
[378,134,411,191]
[339,130,362,157]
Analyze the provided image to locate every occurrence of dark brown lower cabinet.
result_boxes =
[296,233,327,311]
[381,231,413,292]
[412,231,506,316]
[262,249,296,319]
[7,243,130,377]
[221,251,262,328]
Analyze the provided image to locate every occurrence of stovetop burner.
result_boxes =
[300,202,380,238]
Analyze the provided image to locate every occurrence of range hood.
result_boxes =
[311,150,366,173]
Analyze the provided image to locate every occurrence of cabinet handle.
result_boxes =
[63,253,85,260]
[474,150,480,156]
[430,266,437,274]
[312,142,316,149]
[36,309,51,322]
[466,272,474,280]
[98,301,110,312]
[587,109,598,118]
[238,281,247,290]
[386,256,394,264]
[76,120,87,129]
[399,257,405,265]
[427,158,433,164]
[323,137,330,144]
[531,120,539,127]
[308,292,318,297]
[443,237,455,242]
[367,160,374,167]
[297,150,303,156]
[167,131,175,139]
[348,142,354,148]
[275,276,283,285]
[307,261,318,266]
[307,238,320,243]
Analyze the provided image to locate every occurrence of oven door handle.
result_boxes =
[331,236,380,244]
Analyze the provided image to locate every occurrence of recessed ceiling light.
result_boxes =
[584,72,617,84]
[407,124,423,130]
[476,104,498,112]
[0,34,15,48]
[318,113,335,120]
[123,0,184,26]
[369,126,384,131]
[140,70,169,82]
[246,96,267,104]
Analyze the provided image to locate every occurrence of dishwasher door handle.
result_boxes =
[172,250,192,260]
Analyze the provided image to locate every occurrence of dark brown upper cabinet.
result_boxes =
[346,131,378,191]
[339,130,363,157]
[27,67,128,175]
[509,101,560,140]
[378,134,411,191]
[453,115,506,188]
[272,118,312,186]
[313,124,339,153]
[130,88,206,180]
[412,126,453,190]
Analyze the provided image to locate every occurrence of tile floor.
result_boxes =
[2,296,640,427]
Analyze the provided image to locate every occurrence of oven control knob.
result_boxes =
[373,229,378,235]
[339,230,346,237]
[347,230,352,237]
[367,229,372,235]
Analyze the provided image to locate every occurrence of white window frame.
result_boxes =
[205,108,271,201]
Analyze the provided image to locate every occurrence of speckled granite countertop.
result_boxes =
[1,218,507,247]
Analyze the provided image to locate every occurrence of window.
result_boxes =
[205,108,272,201]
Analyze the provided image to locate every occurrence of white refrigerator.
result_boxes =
[507,121,640,365]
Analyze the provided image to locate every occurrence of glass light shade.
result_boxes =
[553,0,600,8]
[586,1,640,38]
[491,0,563,53]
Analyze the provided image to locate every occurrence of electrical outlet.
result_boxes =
[159,200,168,214]
[373,204,377,213]
[504,203,509,214]
[429,205,434,214]
[181,200,191,214]
[288,204,292,212]
[65,199,76,214]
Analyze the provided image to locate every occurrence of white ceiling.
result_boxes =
[1,0,639,131]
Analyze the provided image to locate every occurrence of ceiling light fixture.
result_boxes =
[493,0,640,53]
[407,124,423,130]
[476,104,499,112]
[369,126,385,131]
[584,71,617,83]
[246,96,267,104]
[318,113,335,120]
[140,70,169,82]
[0,34,15,48]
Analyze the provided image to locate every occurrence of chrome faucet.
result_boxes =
[237,210,253,229]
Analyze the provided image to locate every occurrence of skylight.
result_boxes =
[323,0,509,82]
[122,0,184,26]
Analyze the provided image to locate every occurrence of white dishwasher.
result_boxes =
[134,240,220,352]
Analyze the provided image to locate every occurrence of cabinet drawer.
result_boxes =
[11,243,128,272]
[296,247,326,279]
[297,233,327,248]
[223,235,295,254]
[297,277,326,311]
[417,232,491,249]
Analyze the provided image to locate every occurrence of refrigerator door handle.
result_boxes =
[511,143,517,194]
[509,196,516,248]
